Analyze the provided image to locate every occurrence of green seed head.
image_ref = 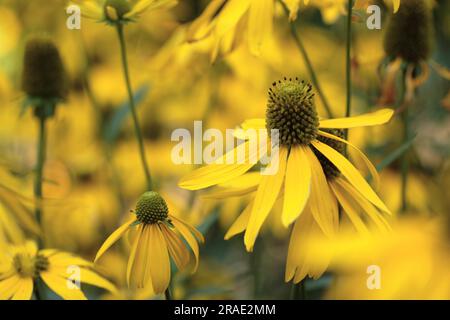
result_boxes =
[135,191,169,224]
[266,78,319,147]
[21,38,67,100]
[313,129,346,180]
[104,0,131,21]
[383,0,433,64]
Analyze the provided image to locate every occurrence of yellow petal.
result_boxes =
[70,1,103,20]
[224,200,253,240]
[336,178,391,232]
[187,0,227,40]
[178,140,265,190]
[330,182,370,235]
[127,225,143,287]
[0,275,21,300]
[202,173,260,199]
[94,219,134,263]
[244,148,287,252]
[149,225,171,294]
[392,0,400,12]
[171,215,204,243]
[125,0,177,18]
[40,272,87,300]
[240,118,266,130]
[319,109,394,129]
[215,0,251,38]
[171,216,202,271]
[50,266,117,294]
[11,278,33,300]
[318,130,380,189]
[161,224,190,271]
[311,140,390,214]
[248,0,273,55]
[285,209,313,282]
[304,147,338,237]
[282,146,311,227]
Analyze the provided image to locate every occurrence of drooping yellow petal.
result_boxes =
[318,130,380,189]
[11,278,33,300]
[125,0,177,18]
[248,0,273,55]
[282,146,311,227]
[319,109,394,129]
[149,225,171,294]
[311,140,390,214]
[187,0,227,41]
[171,216,202,271]
[244,148,287,252]
[336,178,391,232]
[179,140,266,190]
[285,208,313,282]
[70,1,103,20]
[160,224,190,271]
[215,0,251,38]
[303,148,338,238]
[330,182,370,235]
[0,275,21,300]
[224,200,253,240]
[202,173,260,199]
[171,215,204,243]
[94,219,135,263]
[392,0,400,13]
[46,252,92,269]
[40,272,87,300]
[127,225,144,287]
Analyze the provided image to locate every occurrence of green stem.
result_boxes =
[401,108,409,212]
[344,0,353,142]
[34,115,46,236]
[116,24,153,191]
[164,287,172,300]
[290,280,306,300]
[280,2,333,118]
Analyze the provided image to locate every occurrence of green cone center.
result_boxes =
[313,129,346,180]
[266,78,319,147]
[135,191,169,224]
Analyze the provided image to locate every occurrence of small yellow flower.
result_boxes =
[71,0,177,24]
[0,241,116,300]
[187,0,276,59]
[304,216,450,299]
[94,191,204,294]
[179,78,394,252]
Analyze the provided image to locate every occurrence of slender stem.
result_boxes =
[398,67,409,213]
[164,287,172,300]
[290,280,306,300]
[280,2,333,118]
[401,108,409,212]
[34,115,46,235]
[344,0,353,141]
[116,24,153,191]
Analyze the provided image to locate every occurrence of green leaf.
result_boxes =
[376,135,416,172]
[103,84,150,145]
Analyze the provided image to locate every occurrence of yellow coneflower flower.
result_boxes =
[0,241,116,300]
[187,0,276,59]
[71,0,177,24]
[180,78,393,252]
[94,191,204,294]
